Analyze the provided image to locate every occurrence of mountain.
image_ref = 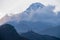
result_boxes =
[6,4,57,33]
[18,2,45,21]
[21,31,60,40]
[27,2,44,10]
[19,3,56,22]
[7,21,54,33]
[0,2,57,25]
[25,2,45,14]
[7,21,60,38]
[0,2,60,38]
[40,26,60,38]
[0,24,29,40]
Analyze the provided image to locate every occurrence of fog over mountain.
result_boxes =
[0,2,57,25]
[0,3,60,38]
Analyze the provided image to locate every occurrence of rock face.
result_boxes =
[21,31,60,40]
[0,24,29,40]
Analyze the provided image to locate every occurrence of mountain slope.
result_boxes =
[8,21,54,33]
[0,24,29,40]
[21,31,60,40]
[40,26,60,38]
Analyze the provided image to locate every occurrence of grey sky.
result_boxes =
[0,0,60,18]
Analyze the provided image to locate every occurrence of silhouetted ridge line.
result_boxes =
[21,31,60,40]
[0,24,29,40]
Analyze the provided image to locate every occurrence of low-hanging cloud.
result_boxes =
[0,3,60,26]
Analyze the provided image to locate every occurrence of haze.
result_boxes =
[0,0,60,19]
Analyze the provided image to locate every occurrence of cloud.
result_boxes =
[0,3,59,25]
[0,0,60,18]
[0,3,60,33]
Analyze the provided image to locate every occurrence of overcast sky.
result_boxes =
[0,0,60,18]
